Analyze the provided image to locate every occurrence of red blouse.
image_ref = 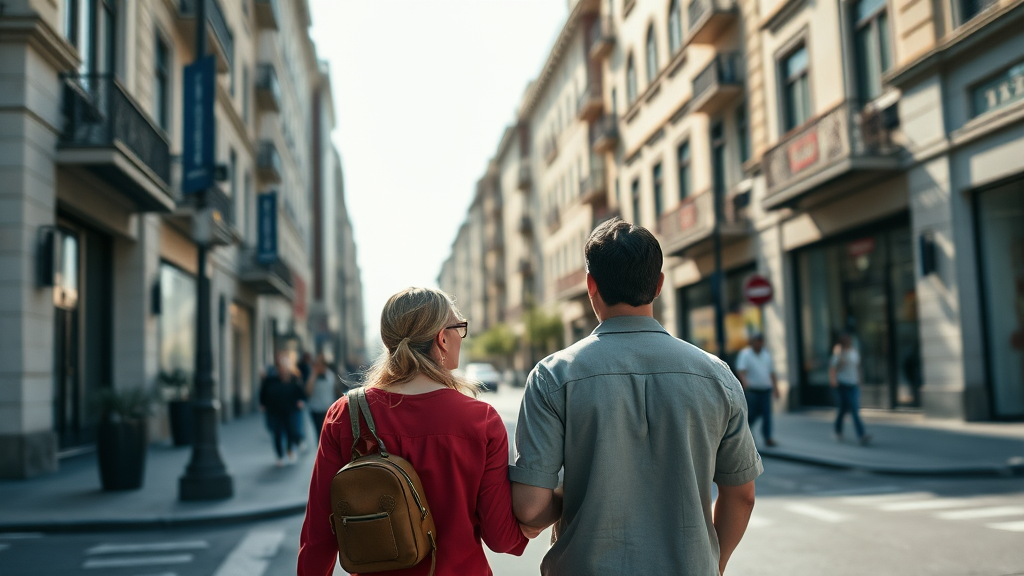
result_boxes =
[298,387,528,575]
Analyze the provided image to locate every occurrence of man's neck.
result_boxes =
[597,303,655,322]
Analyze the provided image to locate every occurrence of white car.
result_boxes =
[463,363,501,393]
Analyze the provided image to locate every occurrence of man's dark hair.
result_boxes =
[585,218,663,306]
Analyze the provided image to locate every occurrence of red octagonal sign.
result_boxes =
[744,275,774,307]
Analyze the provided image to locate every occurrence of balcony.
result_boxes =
[517,164,532,191]
[257,141,282,183]
[254,0,279,30]
[255,63,281,113]
[177,0,234,73]
[57,74,174,213]
[692,53,743,115]
[576,84,604,122]
[589,17,616,61]
[592,206,622,229]
[687,0,737,45]
[578,157,607,207]
[169,184,240,246]
[546,206,561,233]
[489,266,506,287]
[543,137,558,165]
[486,233,504,254]
[238,247,294,300]
[518,258,534,277]
[518,215,533,235]
[591,114,620,154]
[762,100,900,209]
[657,190,750,256]
[556,268,588,300]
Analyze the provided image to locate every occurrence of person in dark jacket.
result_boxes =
[260,350,305,467]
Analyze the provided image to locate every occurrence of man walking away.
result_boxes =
[511,218,762,576]
[830,332,871,445]
[736,333,778,447]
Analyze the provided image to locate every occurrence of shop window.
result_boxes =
[677,266,763,366]
[780,44,811,132]
[159,263,197,385]
[853,0,892,103]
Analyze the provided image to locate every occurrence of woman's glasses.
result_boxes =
[446,321,469,339]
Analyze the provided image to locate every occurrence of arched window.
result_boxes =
[669,0,683,54]
[626,53,638,104]
[646,25,659,83]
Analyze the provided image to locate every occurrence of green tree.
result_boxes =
[524,307,563,358]
[470,323,518,368]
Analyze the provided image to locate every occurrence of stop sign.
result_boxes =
[744,275,773,306]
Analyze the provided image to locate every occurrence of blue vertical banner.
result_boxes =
[182,56,217,194]
[257,191,278,264]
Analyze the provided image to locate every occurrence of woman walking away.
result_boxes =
[259,351,305,467]
[298,287,534,575]
[305,353,338,442]
[830,332,872,446]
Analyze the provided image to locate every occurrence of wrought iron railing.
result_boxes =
[59,74,171,185]
[172,183,234,225]
[657,190,748,249]
[543,136,558,164]
[518,258,534,276]
[238,246,293,287]
[518,216,533,234]
[254,0,280,28]
[576,84,603,116]
[179,0,234,69]
[762,100,897,193]
[687,0,735,34]
[579,155,607,200]
[257,141,282,176]
[556,269,588,297]
[256,63,281,106]
[591,114,619,148]
[517,164,532,190]
[693,53,743,103]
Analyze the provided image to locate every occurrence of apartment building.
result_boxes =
[0,0,359,479]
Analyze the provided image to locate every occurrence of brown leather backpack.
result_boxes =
[330,387,437,575]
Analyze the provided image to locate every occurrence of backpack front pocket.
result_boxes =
[342,512,399,564]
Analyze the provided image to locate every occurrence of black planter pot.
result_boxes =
[168,400,194,446]
[97,418,148,491]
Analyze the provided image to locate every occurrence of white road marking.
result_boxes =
[784,503,849,523]
[812,485,900,497]
[747,515,773,528]
[986,520,1024,532]
[87,541,209,555]
[0,533,42,540]
[841,491,933,505]
[82,555,194,569]
[212,530,285,576]
[937,506,1024,520]
[880,498,978,512]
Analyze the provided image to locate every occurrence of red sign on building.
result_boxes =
[787,131,820,174]
[743,275,774,307]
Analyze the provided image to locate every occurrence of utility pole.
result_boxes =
[180,0,233,501]
[711,122,727,360]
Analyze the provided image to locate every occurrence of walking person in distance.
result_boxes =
[736,332,779,447]
[259,350,305,467]
[830,332,872,445]
[305,352,339,442]
[298,287,532,575]
[511,218,762,576]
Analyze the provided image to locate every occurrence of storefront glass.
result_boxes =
[978,182,1024,418]
[678,266,764,368]
[795,221,921,409]
[159,263,197,387]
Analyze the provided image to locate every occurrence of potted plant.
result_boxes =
[95,386,154,491]
[160,369,193,446]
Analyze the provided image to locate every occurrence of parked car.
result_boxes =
[464,362,501,393]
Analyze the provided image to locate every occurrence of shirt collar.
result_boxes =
[591,315,670,336]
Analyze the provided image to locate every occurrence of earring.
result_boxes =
[441,355,447,364]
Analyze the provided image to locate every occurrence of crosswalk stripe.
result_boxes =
[841,491,932,505]
[212,530,285,576]
[986,520,1024,532]
[82,555,194,569]
[880,499,978,512]
[811,485,901,497]
[747,515,773,528]
[937,506,1024,520]
[785,503,849,523]
[87,542,209,555]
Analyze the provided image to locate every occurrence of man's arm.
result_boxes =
[714,480,756,575]
[737,370,749,390]
[512,483,562,529]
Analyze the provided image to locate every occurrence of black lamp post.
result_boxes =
[179,0,233,501]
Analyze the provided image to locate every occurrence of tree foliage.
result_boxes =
[470,323,518,361]
[524,307,563,354]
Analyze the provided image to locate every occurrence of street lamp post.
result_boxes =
[179,0,233,501]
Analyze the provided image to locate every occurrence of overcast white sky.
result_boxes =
[308,1,568,355]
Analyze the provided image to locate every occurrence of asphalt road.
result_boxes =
[3,385,1021,576]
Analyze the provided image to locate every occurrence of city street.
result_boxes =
[2,385,1022,576]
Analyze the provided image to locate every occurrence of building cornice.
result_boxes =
[519,1,596,118]
[0,15,81,73]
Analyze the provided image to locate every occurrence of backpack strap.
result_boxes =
[355,387,390,458]
[346,388,363,463]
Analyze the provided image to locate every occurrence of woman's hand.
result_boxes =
[519,522,545,539]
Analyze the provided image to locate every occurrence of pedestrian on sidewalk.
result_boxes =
[298,287,533,576]
[830,332,871,445]
[259,350,305,467]
[304,353,340,442]
[293,351,313,452]
[510,218,761,576]
[736,332,779,447]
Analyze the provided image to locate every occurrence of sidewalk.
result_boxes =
[758,410,1024,476]
[0,414,315,533]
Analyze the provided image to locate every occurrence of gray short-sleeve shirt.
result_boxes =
[511,316,763,576]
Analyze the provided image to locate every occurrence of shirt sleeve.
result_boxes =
[736,349,749,371]
[298,398,348,576]
[713,369,764,486]
[509,366,564,489]
[475,406,529,556]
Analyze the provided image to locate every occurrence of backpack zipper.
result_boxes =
[342,512,388,527]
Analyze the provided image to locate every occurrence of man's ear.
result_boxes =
[654,272,665,298]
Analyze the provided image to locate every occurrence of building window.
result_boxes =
[627,54,638,104]
[159,263,197,384]
[853,0,892,103]
[242,171,252,241]
[242,65,250,127]
[668,0,683,54]
[677,141,691,199]
[63,0,79,44]
[645,25,659,84]
[631,178,641,226]
[781,44,811,132]
[653,163,664,217]
[229,148,238,202]
[736,104,750,165]
[155,32,171,131]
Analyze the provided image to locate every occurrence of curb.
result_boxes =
[0,501,308,534]
[759,449,1020,478]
